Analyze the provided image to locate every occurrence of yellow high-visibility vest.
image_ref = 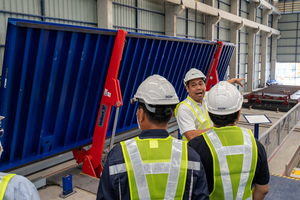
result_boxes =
[120,136,188,199]
[175,96,212,141]
[203,126,258,200]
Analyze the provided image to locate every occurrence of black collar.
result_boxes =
[139,129,169,139]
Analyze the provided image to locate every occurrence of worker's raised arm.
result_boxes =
[184,128,211,141]
[227,78,245,88]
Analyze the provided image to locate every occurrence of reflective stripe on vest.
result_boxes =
[175,96,212,141]
[0,173,16,200]
[109,161,201,175]
[204,127,257,200]
[184,96,212,129]
[121,137,188,199]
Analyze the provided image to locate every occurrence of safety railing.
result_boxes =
[285,145,300,176]
[259,103,300,160]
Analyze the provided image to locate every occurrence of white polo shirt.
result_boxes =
[176,96,209,136]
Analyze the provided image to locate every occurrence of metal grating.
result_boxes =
[247,85,300,96]
[0,18,235,171]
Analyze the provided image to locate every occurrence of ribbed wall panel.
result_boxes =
[277,13,300,62]
[0,18,234,171]
[44,0,97,24]
[0,0,97,77]
[113,0,136,31]
[0,0,41,14]
[177,9,205,39]
[113,0,164,34]
[0,0,41,73]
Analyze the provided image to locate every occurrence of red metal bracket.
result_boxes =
[73,30,127,178]
[283,96,290,106]
[206,41,224,91]
[254,95,262,104]
[248,94,255,103]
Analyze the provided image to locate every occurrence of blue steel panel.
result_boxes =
[0,18,234,171]
[217,45,235,80]
[10,28,40,162]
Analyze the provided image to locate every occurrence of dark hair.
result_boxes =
[208,111,239,126]
[138,102,175,125]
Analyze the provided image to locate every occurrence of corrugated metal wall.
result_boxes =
[113,0,164,34]
[277,13,300,62]
[215,0,230,43]
[44,0,97,25]
[278,1,300,14]
[0,0,97,73]
[0,0,41,75]
[177,9,205,39]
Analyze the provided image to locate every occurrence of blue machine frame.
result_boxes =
[0,18,235,171]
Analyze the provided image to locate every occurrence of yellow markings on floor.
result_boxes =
[290,167,300,179]
[270,173,300,181]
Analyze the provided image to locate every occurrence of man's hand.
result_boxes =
[228,78,245,88]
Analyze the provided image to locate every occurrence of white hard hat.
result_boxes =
[205,81,243,115]
[132,75,179,106]
[183,68,206,86]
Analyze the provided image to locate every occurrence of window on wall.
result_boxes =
[238,27,248,91]
[238,0,249,91]
[113,0,165,35]
[177,8,205,39]
[215,0,231,42]
[277,13,300,63]
[254,33,262,88]
[276,63,300,85]
[278,0,300,14]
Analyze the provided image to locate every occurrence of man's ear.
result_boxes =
[139,108,146,122]
[185,85,189,93]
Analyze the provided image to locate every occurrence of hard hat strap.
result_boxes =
[138,99,175,115]
[138,99,156,113]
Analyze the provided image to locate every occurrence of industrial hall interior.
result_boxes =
[0,0,300,199]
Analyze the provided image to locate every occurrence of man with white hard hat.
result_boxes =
[97,75,209,200]
[175,68,244,141]
[0,117,41,200]
[188,81,269,200]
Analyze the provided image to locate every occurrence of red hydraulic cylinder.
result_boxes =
[73,30,127,178]
[205,41,224,91]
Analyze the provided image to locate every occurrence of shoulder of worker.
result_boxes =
[5,174,41,200]
[176,102,195,116]
[105,143,125,166]
[254,139,268,158]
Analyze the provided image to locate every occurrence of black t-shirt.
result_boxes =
[188,133,270,194]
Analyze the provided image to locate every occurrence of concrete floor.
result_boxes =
[22,107,299,200]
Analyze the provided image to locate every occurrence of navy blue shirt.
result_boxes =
[97,129,209,200]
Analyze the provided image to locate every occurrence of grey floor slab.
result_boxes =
[265,174,300,200]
